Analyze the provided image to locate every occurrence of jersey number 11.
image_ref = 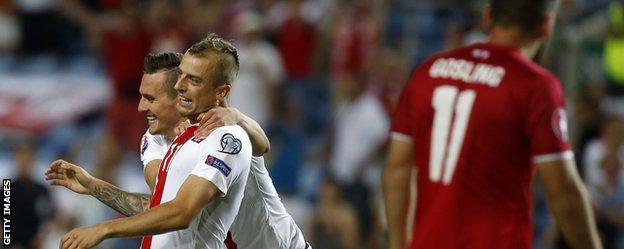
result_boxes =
[430,85,476,185]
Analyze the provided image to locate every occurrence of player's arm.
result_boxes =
[195,106,270,156]
[382,138,415,249]
[46,160,151,217]
[144,159,160,191]
[59,175,219,249]
[537,158,603,249]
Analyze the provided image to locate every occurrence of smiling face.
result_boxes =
[175,52,230,123]
[137,71,183,138]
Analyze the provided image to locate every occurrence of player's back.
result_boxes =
[229,156,307,249]
[391,43,571,249]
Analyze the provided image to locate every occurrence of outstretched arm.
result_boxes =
[537,158,603,249]
[46,160,153,217]
[90,178,151,217]
[195,106,270,156]
[382,139,415,249]
[59,175,218,249]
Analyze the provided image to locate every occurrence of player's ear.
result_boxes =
[215,84,231,103]
[539,13,554,38]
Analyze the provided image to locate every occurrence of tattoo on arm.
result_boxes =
[92,181,151,217]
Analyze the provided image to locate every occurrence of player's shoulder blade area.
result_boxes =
[425,43,509,88]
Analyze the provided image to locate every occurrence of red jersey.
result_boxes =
[391,43,572,249]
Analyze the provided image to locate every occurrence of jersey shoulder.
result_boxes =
[196,125,251,155]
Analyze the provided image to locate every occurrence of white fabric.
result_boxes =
[330,92,390,184]
[150,125,252,249]
[390,132,413,143]
[141,131,306,249]
[532,150,575,164]
[140,131,170,167]
[230,156,307,249]
[583,140,624,190]
[229,41,284,127]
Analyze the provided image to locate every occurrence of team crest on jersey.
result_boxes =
[219,133,242,154]
[551,108,569,142]
[141,135,148,155]
[205,155,231,176]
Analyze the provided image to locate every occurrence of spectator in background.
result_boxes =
[144,0,189,53]
[310,178,359,249]
[330,0,381,103]
[583,117,624,248]
[329,70,389,245]
[584,118,624,191]
[268,92,304,194]
[10,143,54,249]
[0,0,19,54]
[366,48,409,114]
[229,10,284,128]
[57,0,152,183]
[591,152,624,249]
[276,0,315,80]
[275,0,329,136]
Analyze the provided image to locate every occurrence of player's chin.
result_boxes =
[148,122,160,134]
[176,105,194,117]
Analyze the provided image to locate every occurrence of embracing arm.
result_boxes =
[537,158,603,249]
[195,107,270,156]
[237,110,270,156]
[382,139,415,249]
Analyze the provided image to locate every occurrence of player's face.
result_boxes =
[138,71,182,136]
[175,52,229,122]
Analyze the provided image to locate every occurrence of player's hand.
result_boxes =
[175,120,191,136]
[195,106,240,139]
[60,225,106,249]
[45,160,96,195]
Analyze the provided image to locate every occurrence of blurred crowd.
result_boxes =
[0,0,623,248]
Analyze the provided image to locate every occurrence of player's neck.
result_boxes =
[163,129,177,141]
[488,27,543,60]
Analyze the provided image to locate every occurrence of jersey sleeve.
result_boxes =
[140,131,168,168]
[390,81,415,143]
[525,76,573,164]
[190,126,251,197]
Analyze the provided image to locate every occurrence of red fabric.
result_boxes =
[101,23,152,99]
[391,43,571,249]
[330,13,378,77]
[141,126,198,249]
[277,19,315,78]
[224,231,238,249]
[106,99,145,153]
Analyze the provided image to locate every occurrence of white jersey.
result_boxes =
[230,156,307,249]
[140,132,308,249]
[140,125,252,249]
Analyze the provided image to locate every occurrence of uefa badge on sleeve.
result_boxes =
[551,108,569,142]
[219,133,242,154]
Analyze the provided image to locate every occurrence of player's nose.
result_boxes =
[174,78,187,94]
[138,97,148,112]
